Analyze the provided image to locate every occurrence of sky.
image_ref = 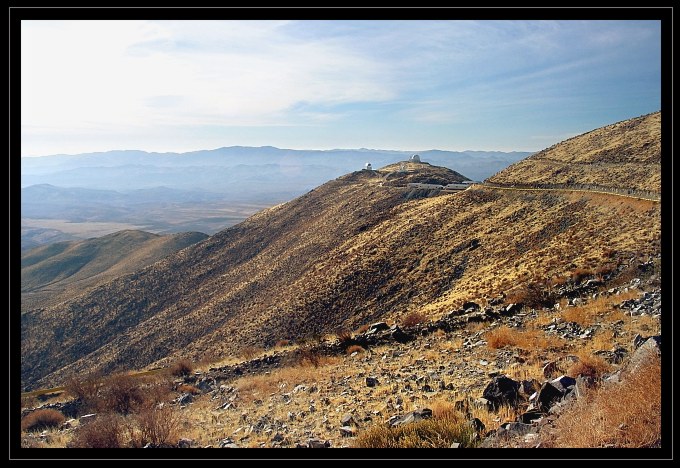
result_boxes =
[20,20,661,157]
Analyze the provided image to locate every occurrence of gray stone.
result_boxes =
[501,422,536,437]
[219,437,239,448]
[307,438,330,448]
[79,413,97,425]
[626,335,661,376]
[482,375,521,409]
[550,375,576,394]
[339,426,356,437]
[341,413,358,427]
[271,433,284,442]
[367,322,390,333]
[177,438,193,448]
[450,442,461,448]
[366,376,379,387]
[388,408,433,427]
[519,409,543,424]
[536,382,563,413]
[177,393,194,405]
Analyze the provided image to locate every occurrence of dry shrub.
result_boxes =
[21,394,38,410]
[177,384,201,395]
[131,406,180,447]
[64,371,102,411]
[70,414,125,448]
[336,329,354,345]
[430,400,457,420]
[239,345,263,360]
[485,326,565,352]
[21,409,65,432]
[169,359,194,377]
[402,311,427,328]
[545,355,660,448]
[567,354,612,380]
[353,413,477,448]
[505,282,556,309]
[298,346,321,368]
[356,324,370,334]
[346,344,365,355]
[98,374,146,415]
[571,267,594,283]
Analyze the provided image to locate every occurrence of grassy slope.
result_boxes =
[487,112,660,192]
[21,230,208,311]
[21,113,661,390]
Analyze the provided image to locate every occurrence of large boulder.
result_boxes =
[482,375,521,409]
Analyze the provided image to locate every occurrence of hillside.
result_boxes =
[21,113,661,391]
[487,112,660,192]
[21,230,208,312]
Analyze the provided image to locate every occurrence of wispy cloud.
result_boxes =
[21,19,661,156]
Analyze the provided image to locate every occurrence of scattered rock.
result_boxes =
[177,438,193,448]
[367,322,390,334]
[388,408,433,427]
[306,438,331,448]
[79,413,97,425]
[450,442,461,448]
[339,426,356,437]
[366,376,379,387]
[219,438,239,448]
[468,418,485,433]
[177,393,194,405]
[482,375,521,409]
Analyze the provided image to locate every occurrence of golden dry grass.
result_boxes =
[235,357,339,404]
[353,412,477,448]
[544,355,660,448]
[485,326,566,352]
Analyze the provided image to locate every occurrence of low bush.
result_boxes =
[169,359,193,377]
[21,409,65,432]
[70,414,124,448]
[354,414,477,448]
[346,344,365,355]
[544,355,660,447]
[402,311,427,328]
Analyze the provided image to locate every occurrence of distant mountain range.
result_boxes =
[21,147,531,195]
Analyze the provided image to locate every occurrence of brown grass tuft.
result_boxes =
[169,359,194,377]
[355,324,370,334]
[177,384,201,395]
[346,344,365,355]
[402,311,427,328]
[70,413,125,448]
[275,339,292,347]
[21,409,65,432]
[485,326,565,352]
[544,355,660,448]
[567,353,612,380]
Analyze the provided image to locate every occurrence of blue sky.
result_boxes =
[21,20,661,157]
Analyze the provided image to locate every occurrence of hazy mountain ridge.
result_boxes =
[22,147,531,191]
